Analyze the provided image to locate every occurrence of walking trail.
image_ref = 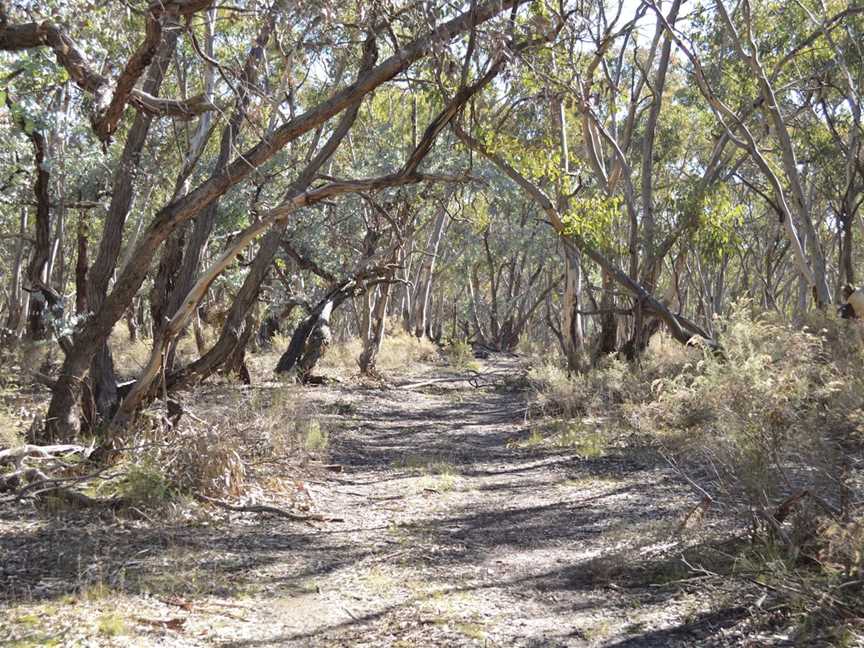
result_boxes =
[1,356,759,647]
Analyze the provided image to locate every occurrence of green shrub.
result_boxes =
[445,340,476,370]
[116,457,176,505]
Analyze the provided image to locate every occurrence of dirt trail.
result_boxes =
[201,356,746,647]
[1,356,757,647]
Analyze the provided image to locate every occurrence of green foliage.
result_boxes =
[115,457,176,505]
[299,419,329,452]
[692,185,746,258]
[561,195,622,251]
[464,193,491,232]
[445,340,476,370]
[96,613,126,637]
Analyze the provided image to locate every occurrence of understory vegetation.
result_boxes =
[528,306,864,643]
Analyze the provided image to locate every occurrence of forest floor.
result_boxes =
[1,353,785,647]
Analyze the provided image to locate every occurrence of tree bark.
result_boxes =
[25,129,51,340]
[85,26,180,429]
[5,208,29,335]
[413,206,448,338]
[75,210,89,315]
[360,276,394,375]
[161,4,280,339]
[595,269,618,360]
[0,1,216,141]
[561,242,586,372]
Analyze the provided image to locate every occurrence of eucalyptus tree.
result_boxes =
[649,0,864,312]
[0,0,534,441]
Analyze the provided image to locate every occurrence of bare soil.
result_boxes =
[1,355,783,647]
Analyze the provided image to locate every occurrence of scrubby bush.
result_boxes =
[645,306,862,520]
[531,303,864,639]
[170,429,246,498]
[444,340,476,370]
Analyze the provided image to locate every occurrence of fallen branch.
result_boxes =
[0,443,89,467]
[192,493,343,523]
[135,617,186,632]
[1,466,123,508]
[396,376,475,390]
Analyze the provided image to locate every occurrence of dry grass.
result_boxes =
[530,303,864,642]
[0,406,24,448]
[108,324,151,378]
[109,323,219,379]
[0,342,55,447]
[516,419,611,457]
[319,323,439,378]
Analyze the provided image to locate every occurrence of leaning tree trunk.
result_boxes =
[276,297,339,383]
[159,5,279,368]
[222,311,255,385]
[296,302,333,382]
[86,27,180,429]
[166,36,374,394]
[169,226,286,391]
[45,5,502,442]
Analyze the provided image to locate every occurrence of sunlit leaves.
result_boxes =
[561,195,622,251]
[693,185,745,259]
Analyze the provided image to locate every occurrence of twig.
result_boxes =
[192,493,343,523]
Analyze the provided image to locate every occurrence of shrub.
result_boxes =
[170,430,246,498]
[444,340,475,370]
[96,427,246,506]
[530,303,864,639]
[529,355,648,419]
[375,324,439,370]
[646,306,863,521]
[114,457,177,505]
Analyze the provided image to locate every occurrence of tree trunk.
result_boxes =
[161,6,279,337]
[85,26,180,429]
[26,130,51,340]
[5,208,29,335]
[45,3,506,441]
[561,242,586,372]
[840,209,855,287]
[595,269,618,360]
[277,300,335,382]
[223,312,254,385]
[359,278,394,375]
[413,206,448,338]
[468,265,488,344]
[170,225,286,391]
